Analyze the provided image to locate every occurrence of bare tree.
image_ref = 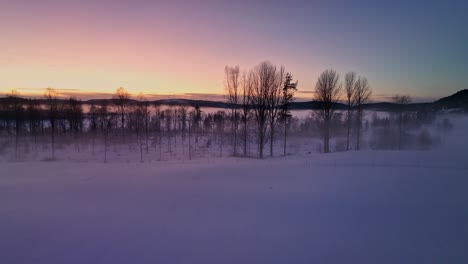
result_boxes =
[62,97,83,152]
[154,105,163,160]
[393,95,411,150]
[114,87,130,130]
[280,73,298,156]
[44,88,59,160]
[344,72,356,151]
[188,110,195,160]
[64,97,83,134]
[213,111,226,157]
[193,105,202,144]
[225,65,240,156]
[164,108,173,153]
[89,103,98,155]
[314,69,341,153]
[26,98,40,153]
[7,90,23,159]
[134,94,150,162]
[97,102,114,163]
[178,106,188,156]
[250,61,280,158]
[240,72,253,156]
[352,76,371,150]
[266,65,285,157]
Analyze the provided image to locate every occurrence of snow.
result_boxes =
[1,116,467,263]
[1,150,468,263]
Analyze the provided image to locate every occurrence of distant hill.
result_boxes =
[288,101,346,110]
[433,89,468,110]
[1,90,467,112]
[362,102,433,112]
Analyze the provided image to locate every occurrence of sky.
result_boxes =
[1,0,467,102]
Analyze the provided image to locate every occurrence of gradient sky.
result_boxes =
[1,0,467,101]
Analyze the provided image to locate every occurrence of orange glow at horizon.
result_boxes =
[2,1,462,102]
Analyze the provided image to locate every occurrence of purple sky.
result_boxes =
[1,0,467,101]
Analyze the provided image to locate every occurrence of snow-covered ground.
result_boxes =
[1,116,467,264]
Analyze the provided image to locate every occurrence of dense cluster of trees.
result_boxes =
[0,87,247,162]
[0,89,84,160]
[0,62,447,162]
[225,61,298,158]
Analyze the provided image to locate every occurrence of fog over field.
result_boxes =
[1,111,467,263]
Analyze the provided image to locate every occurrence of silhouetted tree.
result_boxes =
[241,72,253,156]
[7,90,24,159]
[393,95,411,150]
[64,97,83,134]
[280,73,298,156]
[315,69,341,153]
[176,106,188,155]
[44,88,59,160]
[114,87,130,130]
[164,108,173,153]
[89,103,98,155]
[251,61,283,158]
[26,98,41,153]
[154,105,163,159]
[344,72,356,151]
[213,111,226,156]
[134,94,150,162]
[225,65,240,156]
[97,102,114,163]
[266,65,285,157]
[353,76,371,150]
[188,111,193,160]
[193,105,202,144]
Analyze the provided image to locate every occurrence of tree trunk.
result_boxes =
[269,126,274,157]
[104,133,107,163]
[346,109,351,151]
[140,137,143,163]
[51,120,55,160]
[243,118,248,157]
[283,118,287,156]
[324,120,330,153]
[15,119,19,160]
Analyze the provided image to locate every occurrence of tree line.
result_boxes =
[0,61,445,162]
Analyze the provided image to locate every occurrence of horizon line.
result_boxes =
[1,88,441,104]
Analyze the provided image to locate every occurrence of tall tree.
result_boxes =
[178,106,188,155]
[314,69,341,153]
[44,88,59,160]
[213,111,226,157]
[64,97,83,134]
[114,87,130,130]
[192,105,202,144]
[97,102,114,163]
[7,90,23,159]
[251,61,280,158]
[344,72,356,151]
[393,95,411,150]
[241,71,253,156]
[266,65,285,157]
[164,108,173,153]
[89,103,98,155]
[353,76,372,150]
[26,98,41,153]
[225,65,240,156]
[134,94,150,162]
[280,73,298,156]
